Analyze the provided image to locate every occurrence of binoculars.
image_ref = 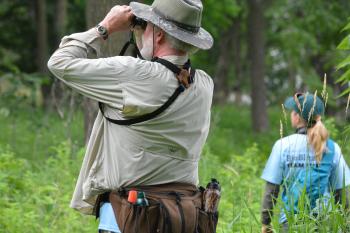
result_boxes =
[132,16,147,30]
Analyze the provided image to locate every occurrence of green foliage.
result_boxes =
[337,35,350,51]
[0,47,20,74]
[337,19,350,96]
[1,0,350,231]
[0,104,84,162]
[0,143,97,232]
[0,105,349,232]
[199,143,265,232]
[201,0,241,38]
[0,0,86,74]
[0,72,48,109]
[270,186,350,233]
[266,0,348,104]
[323,117,340,140]
[143,0,242,37]
[187,0,242,77]
[0,1,37,72]
[339,124,350,157]
[208,105,281,161]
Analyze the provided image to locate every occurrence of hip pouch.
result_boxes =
[99,183,218,233]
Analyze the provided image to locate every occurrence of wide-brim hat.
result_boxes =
[130,0,214,50]
[284,93,325,123]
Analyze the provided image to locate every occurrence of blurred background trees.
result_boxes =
[1,1,350,231]
[0,0,349,136]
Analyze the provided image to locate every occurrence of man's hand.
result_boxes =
[100,5,134,35]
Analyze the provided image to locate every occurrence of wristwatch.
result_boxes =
[96,24,109,40]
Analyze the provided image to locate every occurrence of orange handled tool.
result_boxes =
[128,190,138,204]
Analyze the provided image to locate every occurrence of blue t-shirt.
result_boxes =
[98,203,121,233]
[261,134,350,223]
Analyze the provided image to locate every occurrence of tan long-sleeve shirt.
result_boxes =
[47,29,214,215]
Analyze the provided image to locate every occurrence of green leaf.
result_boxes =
[336,69,350,84]
[341,22,350,32]
[337,88,350,98]
[344,125,350,134]
[336,55,350,70]
[337,35,350,50]
[243,199,259,225]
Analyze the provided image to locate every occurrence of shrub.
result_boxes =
[0,143,97,233]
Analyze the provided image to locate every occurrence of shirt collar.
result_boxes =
[295,127,307,134]
[160,55,189,66]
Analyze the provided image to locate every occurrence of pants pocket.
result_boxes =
[144,204,162,233]
[109,192,132,232]
[197,209,218,233]
[110,192,162,233]
[125,205,162,233]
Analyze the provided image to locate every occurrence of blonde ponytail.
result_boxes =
[307,117,329,164]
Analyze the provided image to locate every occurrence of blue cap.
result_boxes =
[284,93,325,123]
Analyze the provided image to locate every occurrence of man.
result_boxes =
[48,0,215,232]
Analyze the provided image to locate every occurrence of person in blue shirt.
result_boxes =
[261,93,350,233]
[98,202,121,233]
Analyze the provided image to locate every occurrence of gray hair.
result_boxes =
[153,25,199,54]
[164,33,199,55]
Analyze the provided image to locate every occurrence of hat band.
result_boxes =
[153,7,200,33]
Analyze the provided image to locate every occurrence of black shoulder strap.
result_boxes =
[98,57,195,126]
[153,57,182,74]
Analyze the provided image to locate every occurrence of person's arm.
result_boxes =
[334,188,349,209]
[261,182,280,233]
[261,140,284,233]
[47,5,135,104]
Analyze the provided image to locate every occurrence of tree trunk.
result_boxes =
[35,0,48,73]
[54,0,67,47]
[232,16,243,105]
[35,0,50,106]
[51,0,68,103]
[213,20,236,104]
[247,0,269,132]
[84,0,132,143]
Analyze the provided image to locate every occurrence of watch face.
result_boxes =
[98,25,107,35]
[96,24,108,39]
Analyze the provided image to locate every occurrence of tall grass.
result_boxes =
[0,106,84,162]
[0,105,349,232]
[269,187,350,233]
[0,143,97,232]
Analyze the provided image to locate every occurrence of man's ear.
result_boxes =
[155,29,165,44]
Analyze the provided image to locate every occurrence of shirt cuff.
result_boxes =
[261,174,282,185]
[59,28,102,57]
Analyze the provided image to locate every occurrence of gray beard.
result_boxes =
[140,34,154,61]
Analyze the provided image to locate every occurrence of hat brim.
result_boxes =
[130,2,214,50]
